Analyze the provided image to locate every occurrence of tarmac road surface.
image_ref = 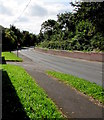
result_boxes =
[18,48,103,86]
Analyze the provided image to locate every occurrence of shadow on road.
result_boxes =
[2,70,30,120]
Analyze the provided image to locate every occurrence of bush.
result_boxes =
[90,32,104,51]
[76,20,95,38]
[69,20,96,51]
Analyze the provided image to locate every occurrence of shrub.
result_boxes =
[90,32,104,51]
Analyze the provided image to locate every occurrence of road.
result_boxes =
[18,48,103,86]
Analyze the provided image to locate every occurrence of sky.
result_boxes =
[0,0,75,34]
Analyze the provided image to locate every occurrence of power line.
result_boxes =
[13,0,31,24]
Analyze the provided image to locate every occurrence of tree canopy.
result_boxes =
[38,2,104,51]
[2,25,38,51]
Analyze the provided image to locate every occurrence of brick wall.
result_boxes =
[35,48,104,62]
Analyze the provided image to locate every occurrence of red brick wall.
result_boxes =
[35,48,104,62]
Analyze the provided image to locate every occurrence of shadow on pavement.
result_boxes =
[2,57,6,64]
[2,71,30,120]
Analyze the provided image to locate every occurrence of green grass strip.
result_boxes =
[47,71,104,104]
[2,64,63,119]
[2,52,22,62]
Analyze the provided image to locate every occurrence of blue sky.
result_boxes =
[0,0,74,34]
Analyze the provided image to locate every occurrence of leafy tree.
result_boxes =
[2,28,17,51]
[57,12,75,32]
[30,34,38,46]
[40,19,57,41]
[2,25,38,51]
[70,2,104,33]
[10,25,23,46]
[90,32,104,51]
[22,31,31,46]
[41,19,57,34]
[72,20,96,50]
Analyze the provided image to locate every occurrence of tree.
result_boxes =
[41,19,57,34]
[22,31,31,46]
[57,12,75,32]
[70,2,104,33]
[30,34,38,46]
[10,25,23,46]
[2,28,17,51]
[40,19,57,41]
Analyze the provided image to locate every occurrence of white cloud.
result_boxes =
[17,16,29,23]
[30,4,48,17]
[0,0,74,34]
[0,2,13,16]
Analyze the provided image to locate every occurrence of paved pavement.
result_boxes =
[17,48,103,86]
[8,51,103,119]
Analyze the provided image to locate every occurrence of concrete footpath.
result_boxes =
[8,53,104,119]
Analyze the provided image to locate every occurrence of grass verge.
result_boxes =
[47,71,104,104]
[2,64,63,119]
[2,52,22,62]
